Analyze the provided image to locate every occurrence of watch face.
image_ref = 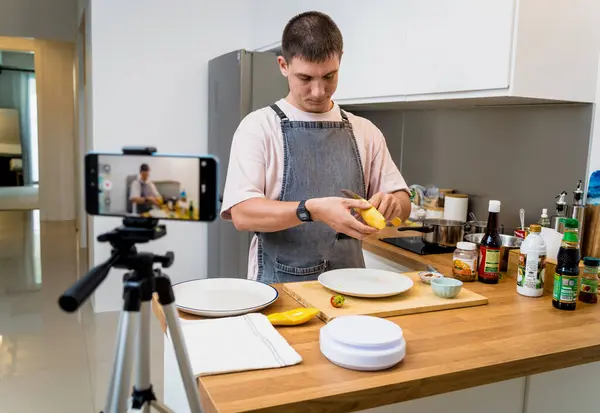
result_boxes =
[299,212,308,220]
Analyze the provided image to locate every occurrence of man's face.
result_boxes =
[140,170,149,181]
[278,55,340,113]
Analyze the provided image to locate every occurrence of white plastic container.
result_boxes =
[320,315,406,371]
[517,224,547,297]
[443,194,469,222]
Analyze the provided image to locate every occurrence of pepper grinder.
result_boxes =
[567,180,586,245]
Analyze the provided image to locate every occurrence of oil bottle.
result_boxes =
[552,218,581,311]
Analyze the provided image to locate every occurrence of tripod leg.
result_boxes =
[104,308,139,413]
[156,275,204,413]
[136,301,152,390]
[149,400,177,413]
[132,300,154,413]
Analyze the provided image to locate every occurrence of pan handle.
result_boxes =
[397,225,434,234]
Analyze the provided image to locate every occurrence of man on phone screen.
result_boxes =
[129,163,161,215]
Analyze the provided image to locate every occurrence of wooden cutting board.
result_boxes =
[282,272,488,322]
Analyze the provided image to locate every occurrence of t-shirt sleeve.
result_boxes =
[367,122,409,198]
[220,112,268,220]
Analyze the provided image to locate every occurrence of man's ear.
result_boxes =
[277,56,289,77]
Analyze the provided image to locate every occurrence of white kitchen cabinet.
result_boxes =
[524,361,600,413]
[362,249,412,273]
[249,0,600,105]
[403,0,514,96]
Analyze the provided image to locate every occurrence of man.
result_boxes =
[221,11,410,284]
[129,163,161,215]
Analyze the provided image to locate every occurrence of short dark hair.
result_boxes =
[281,11,343,63]
[140,163,150,172]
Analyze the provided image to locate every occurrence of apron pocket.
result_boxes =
[274,260,328,278]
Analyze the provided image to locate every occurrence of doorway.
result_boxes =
[0,50,39,209]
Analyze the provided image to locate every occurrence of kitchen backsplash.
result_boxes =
[353,104,593,230]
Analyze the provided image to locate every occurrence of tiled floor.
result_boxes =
[0,211,164,412]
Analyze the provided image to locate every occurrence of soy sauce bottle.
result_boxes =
[552,218,581,311]
[478,200,503,284]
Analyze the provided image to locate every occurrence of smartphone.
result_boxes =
[85,153,218,222]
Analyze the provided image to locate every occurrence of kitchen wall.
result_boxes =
[357,104,593,230]
[0,0,77,41]
[89,0,253,312]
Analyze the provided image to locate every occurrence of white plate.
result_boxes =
[318,268,414,298]
[173,278,278,317]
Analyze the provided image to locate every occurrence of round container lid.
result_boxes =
[488,200,501,212]
[583,257,600,267]
[456,241,476,251]
[322,315,403,349]
[446,193,468,198]
[529,224,541,233]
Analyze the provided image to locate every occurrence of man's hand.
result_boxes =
[306,197,378,240]
[369,192,408,221]
[146,196,160,206]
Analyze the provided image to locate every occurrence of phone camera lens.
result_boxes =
[201,161,207,167]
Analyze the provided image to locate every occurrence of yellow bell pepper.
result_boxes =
[267,308,320,326]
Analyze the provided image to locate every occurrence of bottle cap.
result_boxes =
[541,208,548,217]
[529,224,541,233]
[583,257,600,267]
[560,218,579,229]
[488,200,501,213]
[456,241,477,251]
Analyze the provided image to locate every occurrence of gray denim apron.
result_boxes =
[257,103,367,284]
[136,180,152,214]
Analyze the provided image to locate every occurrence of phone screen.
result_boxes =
[85,153,218,222]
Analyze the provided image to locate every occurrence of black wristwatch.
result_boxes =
[296,200,313,222]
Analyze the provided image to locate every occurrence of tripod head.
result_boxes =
[58,217,174,313]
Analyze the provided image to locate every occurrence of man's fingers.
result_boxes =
[368,192,383,209]
[344,198,371,210]
[346,216,378,235]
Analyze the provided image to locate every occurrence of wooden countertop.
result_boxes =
[154,226,600,413]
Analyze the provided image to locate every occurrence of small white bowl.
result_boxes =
[418,271,444,285]
[431,278,463,298]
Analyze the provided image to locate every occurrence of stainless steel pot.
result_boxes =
[398,219,465,247]
[464,233,522,271]
[464,220,505,235]
[464,220,487,235]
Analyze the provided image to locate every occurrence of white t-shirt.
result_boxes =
[221,98,408,280]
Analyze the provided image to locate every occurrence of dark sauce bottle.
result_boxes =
[478,200,503,284]
[552,218,581,311]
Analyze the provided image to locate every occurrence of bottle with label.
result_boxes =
[552,218,581,311]
[453,241,478,282]
[517,224,547,297]
[189,201,195,220]
[478,200,503,284]
[538,208,551,228]
[578,257,599,304]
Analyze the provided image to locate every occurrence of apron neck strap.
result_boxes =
[270,104,289,122]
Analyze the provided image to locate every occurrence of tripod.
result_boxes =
[59,218,203,413]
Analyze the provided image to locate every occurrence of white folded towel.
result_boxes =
[177,313,302,377]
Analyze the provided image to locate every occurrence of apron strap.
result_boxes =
[270,104,289,122]
[340,108,351,128]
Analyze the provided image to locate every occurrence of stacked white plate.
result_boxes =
[173,278,278,317]
[320,315,406,371]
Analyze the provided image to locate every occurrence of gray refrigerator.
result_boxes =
[207,50,288,279]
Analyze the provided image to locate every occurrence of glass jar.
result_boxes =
[579,257,599,304]
[453,241,478,282]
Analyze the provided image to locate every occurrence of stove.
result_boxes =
[381,236,455,255]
